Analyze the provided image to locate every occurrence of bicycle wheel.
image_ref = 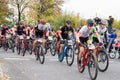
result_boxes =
[88,52,98,80]
[108,51,116,59]
[97,50,109,72]
[37,46,45,64]
[44,43,48,55]
[16,43,21,55]
[74,43,79,55]
[50,42,56,56]
[28,40,33,55]
[77,55,85,73]
[66,47,74,66]
[12,47,15,53]
[9,40,14,53]
[3,42,8,51]
[22,48,26,56]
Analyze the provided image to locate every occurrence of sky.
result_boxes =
[62,0,120,19]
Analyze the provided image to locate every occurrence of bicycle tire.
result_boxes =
[88,52,98,80]
[37,46,45,64]
[98,50,109,72]
[66,47,74,66]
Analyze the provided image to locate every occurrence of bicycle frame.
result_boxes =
[79,44,96,66]
[82,48,90,66]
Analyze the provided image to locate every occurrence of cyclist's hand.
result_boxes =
[60,38,63,41]
[99,42,103,46]
[76,40,80,43]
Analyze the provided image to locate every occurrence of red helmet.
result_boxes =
[41,19,46,25]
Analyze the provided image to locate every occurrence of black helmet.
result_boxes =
[66,20,71,24]
[87,19,94,26]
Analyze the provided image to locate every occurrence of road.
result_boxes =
[0,49,120,80]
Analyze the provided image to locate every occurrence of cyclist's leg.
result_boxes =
[60,44,63,53]
[42,38,46,47]
[15,35,19,45]
[78,37,88,63]
[1,36,5,45]
[32,38,37,51]
[79,46,84,60]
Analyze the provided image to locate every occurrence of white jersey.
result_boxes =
[79,25,93,38]
[96,25,107,34]
[35,23,50,31]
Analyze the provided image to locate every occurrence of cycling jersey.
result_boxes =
[17,26,25,35]
[35,23,50,38]
[79,25,96,38]
[1,27,8,35]
[61,26,74,39]
[96,25,107,34]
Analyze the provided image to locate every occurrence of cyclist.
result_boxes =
[57,20,75,60]
[15,22,26,46]
[94,19,108,48]
[0,24,9,45]
[94,17,101,26]
[32,19,50,54]
[75,19,101,69]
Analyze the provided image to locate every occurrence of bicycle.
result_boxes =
[77,42,98,80]
[58,39,74,66]
[44,36,57,56]
[22,36,33,56]
[3,34,14,52]
[16,35,24,55]
[35,38,45,64]
[94,43,109,72]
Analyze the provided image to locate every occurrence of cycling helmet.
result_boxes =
[87,19,94,26]
[41,19,46,25]
[66,20,71,24]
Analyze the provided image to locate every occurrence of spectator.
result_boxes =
[107,16,114,33]
[94,17,101,26]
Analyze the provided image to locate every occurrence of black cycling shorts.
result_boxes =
[79,37,89,44]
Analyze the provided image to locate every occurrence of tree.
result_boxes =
[0,0,12,24]
[27,0,64,23]
[9,0,32,24]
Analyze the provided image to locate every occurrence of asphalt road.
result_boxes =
[0,48,120,80]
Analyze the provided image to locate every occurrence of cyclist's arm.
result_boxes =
[93,27,101,42]
[57,30,62,39]
[75,31,82,43]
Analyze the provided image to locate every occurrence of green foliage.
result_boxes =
[46,12,86,31]
[112,20,120,29]
[27,0,64,23]
[0,0,12,25]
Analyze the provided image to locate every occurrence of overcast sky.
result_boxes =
[62,0,120,19]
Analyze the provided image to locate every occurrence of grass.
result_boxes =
[116,29,120,38]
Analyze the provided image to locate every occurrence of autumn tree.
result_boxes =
[9,0,32,24]
[0,0,12,24]
[27,0,64,23]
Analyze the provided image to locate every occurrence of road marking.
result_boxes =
[49,58,58,61]
[4,58,30,61]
